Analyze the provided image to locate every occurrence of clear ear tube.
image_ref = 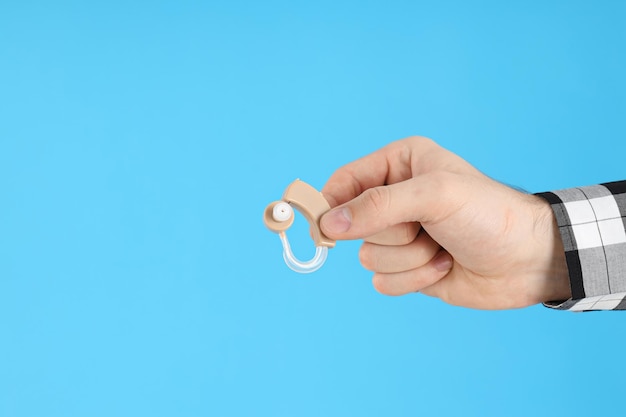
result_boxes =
[279,232,328,273]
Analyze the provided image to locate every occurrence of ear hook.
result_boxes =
[263,180,336,273]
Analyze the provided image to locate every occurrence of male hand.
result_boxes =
[320,137,571,309]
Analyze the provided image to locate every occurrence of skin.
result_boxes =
[320,137,571,310]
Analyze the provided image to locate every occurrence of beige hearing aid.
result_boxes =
[264,179,335,273]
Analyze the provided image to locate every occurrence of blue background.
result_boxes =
[1,1,625,416]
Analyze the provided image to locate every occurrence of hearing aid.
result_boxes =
[263,179,336,273]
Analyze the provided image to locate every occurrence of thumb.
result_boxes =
[320,174,459,240]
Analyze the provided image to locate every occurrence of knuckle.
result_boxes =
[358,244,376,271]
[362,186,390,217]
[401,136,442,160]
[372,273,393,295]
[404,135,436,149]
[402,223,420,245]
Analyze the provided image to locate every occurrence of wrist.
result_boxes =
[531,196,571,303]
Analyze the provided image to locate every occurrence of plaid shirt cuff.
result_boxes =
[536,181,626,311]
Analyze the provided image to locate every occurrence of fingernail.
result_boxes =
[322,207,351,234]
[433,251,453,272]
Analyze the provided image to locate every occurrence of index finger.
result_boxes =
[321,137,432,207]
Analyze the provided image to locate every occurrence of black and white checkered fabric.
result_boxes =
[537,181,626,311]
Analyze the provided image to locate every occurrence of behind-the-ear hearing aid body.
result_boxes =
[264,180,335,273]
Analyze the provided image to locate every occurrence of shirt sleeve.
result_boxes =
[536,181,626,311]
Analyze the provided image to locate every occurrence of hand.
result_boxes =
[320,137,571,309]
